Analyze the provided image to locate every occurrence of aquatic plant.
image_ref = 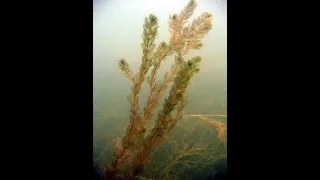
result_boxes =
[141,117,227,180]
[162,118,227,180]
[103,0,213,179]
[183,114,227,145]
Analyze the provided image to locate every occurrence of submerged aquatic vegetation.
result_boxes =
[102,1,214,179]
[142,119,227,180]
[185,114,227,144]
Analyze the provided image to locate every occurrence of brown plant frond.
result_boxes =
[118,58,135,84]
[183,114,227,118]
[185,114,227,144]
[209,119,227,143]
[168,0,197,43]
[105,1,214,178]
[131,56,203,175]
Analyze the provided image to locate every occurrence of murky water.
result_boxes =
[93,0,227,179]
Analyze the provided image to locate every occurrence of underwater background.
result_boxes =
[93,0,227,179]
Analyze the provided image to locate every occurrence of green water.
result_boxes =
[93,0,227,179]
